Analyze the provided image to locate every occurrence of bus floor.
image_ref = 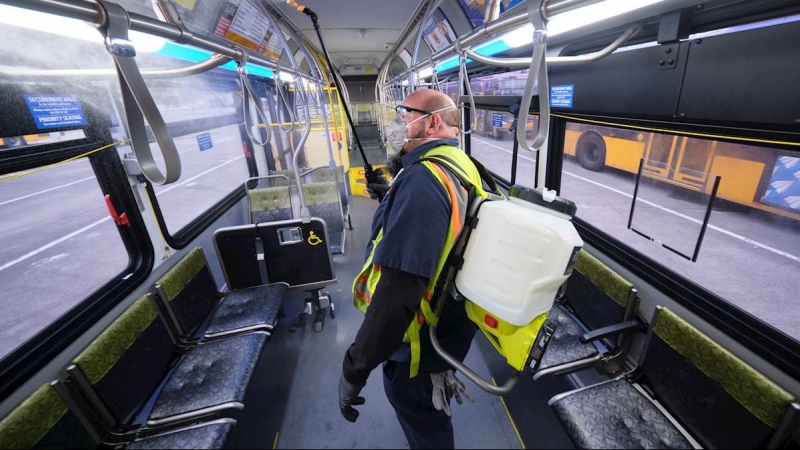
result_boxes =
[228,196,576,449]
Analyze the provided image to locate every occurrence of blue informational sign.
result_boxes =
[550,85,574,108]
[457,0,489,28]
[492,112,504,127]
[24,94,87,130]
[197,133,213,151]
[499,0,525,14]
[762,155,800,212]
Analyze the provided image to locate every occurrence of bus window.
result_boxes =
[470,108,538,183]
[0,161,129,361]
[560,121,800,342]
[142,69,252,235]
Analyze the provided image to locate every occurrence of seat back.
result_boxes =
[643,307,798,449]
[567,251,635,339]
[213,226,263,290]
[71,295,175,426]
[303,166,349,210]
[257,218,336,290]
[0,383,95,449]
[155,248,221,338]
[302,182,343,235]
[246,177,294,224]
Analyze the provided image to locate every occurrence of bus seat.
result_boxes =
[534,250,643,380]
[549,306,800,449]
[246,176,294,224]
[0,383,91,449]
[0,381,235,449]
[302,181,345,254]
[256,219,337,333]
[303,166,352,230]
[153,247,287,341]
[65,294,266,429]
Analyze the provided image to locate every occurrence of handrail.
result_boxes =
[461,24,643,68]
[0,54,232,78]
[260,7,313,217]
[410,0,438,92]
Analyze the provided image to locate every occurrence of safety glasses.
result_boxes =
[395,104,432,120]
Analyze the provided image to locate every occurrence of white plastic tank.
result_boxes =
[455,186,583,326]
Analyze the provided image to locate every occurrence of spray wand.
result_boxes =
[287,0,387,201]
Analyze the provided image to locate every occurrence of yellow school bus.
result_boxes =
[564,122,800,221]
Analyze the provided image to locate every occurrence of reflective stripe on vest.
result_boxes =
[351,145,488,377]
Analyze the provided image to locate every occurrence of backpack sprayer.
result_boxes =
[286,0,387,201]
[429,185,583,395]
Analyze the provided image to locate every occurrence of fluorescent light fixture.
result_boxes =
[279,71,295,83]
[418,66,434,78]
[501,0,665,48]
[0,4,166,52]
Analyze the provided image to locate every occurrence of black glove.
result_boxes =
[338,373,366,423]
[367,182,389,201]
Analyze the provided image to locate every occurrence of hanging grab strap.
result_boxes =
[238,55,272,148]
[516,0,550,153]
[454,43,477,135]
[274,66,296,133]
[98,0,181,185]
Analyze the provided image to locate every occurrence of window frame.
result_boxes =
[547,112,800,380]
[0,117,154,401]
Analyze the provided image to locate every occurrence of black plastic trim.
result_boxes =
[144,180,246,250]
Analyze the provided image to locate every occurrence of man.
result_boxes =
[339,89,486,449]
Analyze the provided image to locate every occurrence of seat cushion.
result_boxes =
[539,306,599,370]
[126,422,233,449]
[204,283,287,336]
[550,379,693,449]
[149,333,266,420]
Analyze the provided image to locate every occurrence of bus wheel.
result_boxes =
[576,132,606,171]
[3,136,26,148]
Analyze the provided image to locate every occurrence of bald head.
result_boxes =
[401,89,460,154]
[406,89,461,130]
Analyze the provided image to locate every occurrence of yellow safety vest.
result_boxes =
[352,145,489,377]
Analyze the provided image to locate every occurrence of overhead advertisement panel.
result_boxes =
[458,0,490,28]
[212,0,284,60]
[422,9,457,53]
[499,0,525,14]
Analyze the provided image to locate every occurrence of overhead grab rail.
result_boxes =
[460,24,643,68]
[98,0,180,185]
[0,54,233,78]
[238,53,273,150]
[516,0,549,155]
[454,42,478,134]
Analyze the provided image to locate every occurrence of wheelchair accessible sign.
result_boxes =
[24,94,88,130]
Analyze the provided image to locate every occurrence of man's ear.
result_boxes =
[429,114,442,133]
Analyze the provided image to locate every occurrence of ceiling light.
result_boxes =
[501,0,665,48]
[0,4,165,52]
